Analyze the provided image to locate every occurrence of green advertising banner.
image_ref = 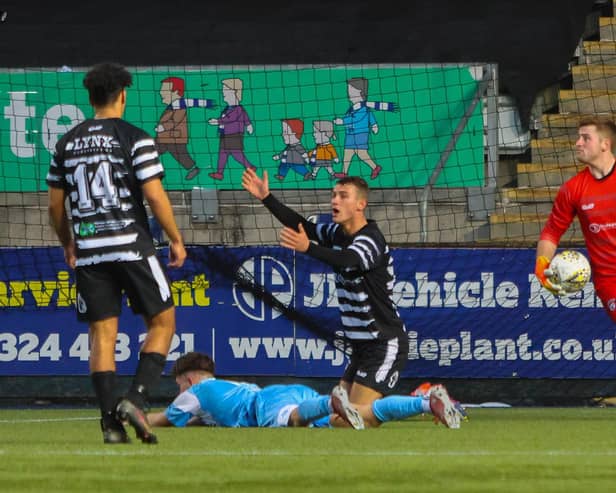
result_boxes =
[0,65,483,191]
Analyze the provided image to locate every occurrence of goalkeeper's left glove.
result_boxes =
[535,256,566,296]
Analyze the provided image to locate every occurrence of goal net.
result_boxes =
[1,63,609,387]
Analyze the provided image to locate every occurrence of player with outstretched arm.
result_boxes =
[242,169,417,422]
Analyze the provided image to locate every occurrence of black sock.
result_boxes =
[126,352,166,409]
[91,371,119,424]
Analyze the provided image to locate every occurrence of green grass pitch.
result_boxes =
[1,407,615,492]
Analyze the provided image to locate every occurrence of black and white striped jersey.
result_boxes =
[315,221,406,341]
[46,118,164,267]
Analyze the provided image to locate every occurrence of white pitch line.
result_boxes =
[1,449,615,457]
[0,417,98,424]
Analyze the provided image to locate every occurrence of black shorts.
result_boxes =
[341,335,409,396]
[75,255,174,323]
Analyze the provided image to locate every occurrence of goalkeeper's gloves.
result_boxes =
[535,256,566,296]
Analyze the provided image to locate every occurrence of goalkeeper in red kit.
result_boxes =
[535,116,616,321]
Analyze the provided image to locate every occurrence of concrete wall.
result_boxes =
[0,188,488,248]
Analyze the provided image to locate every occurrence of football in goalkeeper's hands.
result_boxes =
[548,250,591,294]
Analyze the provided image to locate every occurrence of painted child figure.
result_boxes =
[273,118,311,181]
[155,76,215,181]
[334,77,397,180]
[307,120,339,180]
[208,78,257,180]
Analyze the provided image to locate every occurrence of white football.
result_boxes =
[548,250,591,294]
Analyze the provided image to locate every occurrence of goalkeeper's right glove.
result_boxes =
[535,256,566,296]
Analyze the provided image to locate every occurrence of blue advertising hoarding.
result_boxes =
[0,246,613,378]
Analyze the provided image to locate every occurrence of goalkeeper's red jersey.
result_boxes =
[540,164,616,281]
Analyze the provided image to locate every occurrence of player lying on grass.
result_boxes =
[147,352,462,429]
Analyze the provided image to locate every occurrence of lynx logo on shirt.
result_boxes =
[65,135,117,151]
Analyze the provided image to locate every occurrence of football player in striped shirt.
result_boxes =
[242,169,408,425]
[47,62,186,444]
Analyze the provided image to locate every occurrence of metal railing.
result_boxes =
[419,63,498,242]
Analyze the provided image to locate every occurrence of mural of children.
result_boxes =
[273,118,311,181]
[334,77,397,180]
[307,120,339,180]
[208,78,256,181]
[155,77,215,181]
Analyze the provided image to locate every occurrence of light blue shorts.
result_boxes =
[254,384,321,427]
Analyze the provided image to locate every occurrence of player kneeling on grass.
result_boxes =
[147,352,462,430]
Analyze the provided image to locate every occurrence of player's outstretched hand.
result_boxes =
[535,256,566,296]
[242,168,270,201]
[279,223,310,253]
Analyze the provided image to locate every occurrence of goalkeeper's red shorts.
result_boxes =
[591,277,616,323]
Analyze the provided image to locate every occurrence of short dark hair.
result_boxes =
[336,176,369,200]
[171,352,215,377]
[83,62,132,107]
[578,116,616,151]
